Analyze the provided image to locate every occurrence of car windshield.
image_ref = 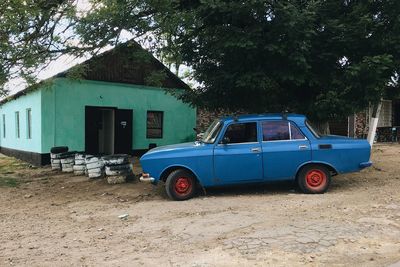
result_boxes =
[306,120,322,138]
[201,119,223,143]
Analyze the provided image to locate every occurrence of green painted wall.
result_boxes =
[0,90,42,153]
[41,78,196,153]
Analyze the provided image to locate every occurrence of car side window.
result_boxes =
[262,121,290,141]
[290,122,306,140]
[223,122,258,144]
[262,121,306,141]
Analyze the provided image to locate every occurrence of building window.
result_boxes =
[26,109,32,139]
[15,111,20,138]
[147,111,163,138]
[2,114,5,138]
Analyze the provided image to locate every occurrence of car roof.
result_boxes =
[221,113,307,126]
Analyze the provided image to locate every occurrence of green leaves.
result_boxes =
[72,0,400,121]
[0,0,77,91]
[1,0,399,123]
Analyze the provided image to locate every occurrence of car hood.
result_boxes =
[141,141,208,160]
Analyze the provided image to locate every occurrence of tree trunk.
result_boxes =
[367,101,382,146]
[315,121,330,135]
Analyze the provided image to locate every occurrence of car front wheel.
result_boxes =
[297,165,331,194]
[165,169,196,201]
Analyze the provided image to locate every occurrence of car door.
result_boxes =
[213,121,263,184]
[261,120,311,181]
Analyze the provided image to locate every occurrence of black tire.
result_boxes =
[297,164,331,194]
[106,164,131,171]
[58,151,76,159]
[165,169,196,201]
[50,146,69,154]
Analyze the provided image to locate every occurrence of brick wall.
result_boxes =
[355,111,369,139]
[197,109,246,132]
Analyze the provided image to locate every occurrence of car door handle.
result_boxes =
[251,148,261,153]
[299,145,308,150]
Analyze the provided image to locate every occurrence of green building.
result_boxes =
[0,42,196,165]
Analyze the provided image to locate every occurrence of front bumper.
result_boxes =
[139,174,155,184]
[359,161,373,169]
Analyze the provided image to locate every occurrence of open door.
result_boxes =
[85,106,116,155]
[85,106,102,154]
[114,109,133,154]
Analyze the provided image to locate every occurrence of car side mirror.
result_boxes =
[221,136,230,144]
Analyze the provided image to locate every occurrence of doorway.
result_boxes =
[98,109,115,154]
[85,106,133,155]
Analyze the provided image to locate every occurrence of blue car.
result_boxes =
[140,114,372,200]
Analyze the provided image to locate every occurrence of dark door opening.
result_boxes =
[115,109,133,154]
[85,106,133,155]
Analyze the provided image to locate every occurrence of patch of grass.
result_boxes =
[0,157,28,174]
[0,177,19,187]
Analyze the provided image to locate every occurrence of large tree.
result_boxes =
[67,0,400,121]
[1,0,400,123]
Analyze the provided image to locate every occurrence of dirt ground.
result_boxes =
[0,145,399,267]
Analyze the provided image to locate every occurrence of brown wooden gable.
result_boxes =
[60,41,189,90]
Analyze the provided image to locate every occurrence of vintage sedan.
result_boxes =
[140,114,372,200]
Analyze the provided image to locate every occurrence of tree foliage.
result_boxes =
[0,0,80,93]
[1,0,400,121]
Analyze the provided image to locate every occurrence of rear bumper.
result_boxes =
[359,161,373,169]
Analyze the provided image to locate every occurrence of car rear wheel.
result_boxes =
[297,165,331,194]
[165,169,196,201]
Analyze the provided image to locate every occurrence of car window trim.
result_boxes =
[217,141,260,146]
[262,138,308,143]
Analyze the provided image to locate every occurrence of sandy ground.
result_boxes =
[0,144,399,267]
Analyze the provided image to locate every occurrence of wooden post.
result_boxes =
[367,101,383,146]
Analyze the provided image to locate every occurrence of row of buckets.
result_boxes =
[50,146,134,184]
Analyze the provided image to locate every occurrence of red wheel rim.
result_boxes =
[305,169,327,189]
[174,177,192,196]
